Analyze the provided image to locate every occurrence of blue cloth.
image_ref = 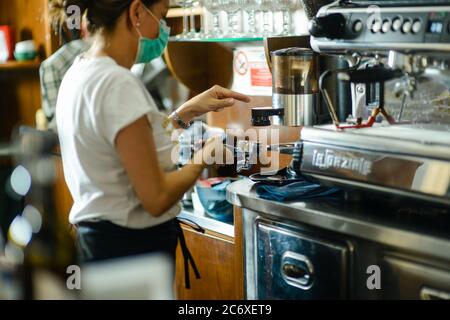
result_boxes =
[255,180,342,202]
[211,179,231,192]
[196,179,233,223]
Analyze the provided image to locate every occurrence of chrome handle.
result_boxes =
[282,263,309,280]
[420,287,450,300]
[281,251,315,290]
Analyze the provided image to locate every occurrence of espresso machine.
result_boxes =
[296,0,450,205]
[243,0,450,206]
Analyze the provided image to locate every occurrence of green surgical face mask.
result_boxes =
[134,4,170,64]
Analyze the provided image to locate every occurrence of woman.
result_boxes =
[55,0,250,288]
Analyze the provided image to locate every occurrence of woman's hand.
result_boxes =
[174,85,251,124]
[190,135,234,168]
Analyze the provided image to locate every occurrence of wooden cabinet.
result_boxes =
[0,0,59,140]
[175,208,244,300]
[0,0,58,59]
[0,1,69,221]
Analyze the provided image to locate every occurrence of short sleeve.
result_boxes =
[99,75,153,146]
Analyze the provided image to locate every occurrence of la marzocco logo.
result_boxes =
[312,149,373,176]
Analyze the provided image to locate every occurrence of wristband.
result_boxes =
[171,110,191,129]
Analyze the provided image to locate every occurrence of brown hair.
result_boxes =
[51,0,159,34]
[48,0,67,34]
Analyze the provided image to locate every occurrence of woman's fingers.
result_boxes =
[210,98,235,111]
[212,85,251,103]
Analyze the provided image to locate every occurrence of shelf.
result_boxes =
[167,6,203,18]
[169,35,310,44]
[169,36,264,43]
[0,60,41,71]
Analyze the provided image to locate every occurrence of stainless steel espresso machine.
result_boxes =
[228,0,450,300]
[297,0,450,206]
[248,0,450,205]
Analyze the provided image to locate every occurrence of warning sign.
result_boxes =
[250,62,272,87]
[234,51,249,76]
[231,47,272,96]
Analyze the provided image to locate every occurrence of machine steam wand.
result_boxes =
[387,51,427,122]
[320,54,410,130]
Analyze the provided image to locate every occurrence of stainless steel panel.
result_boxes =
[382,255,450,299]
[310,5,450,54]
[301,126,450,160]
[255,219,350,299]
[227,179,450,263]
[238,190,450,299]
[300,141,450,200]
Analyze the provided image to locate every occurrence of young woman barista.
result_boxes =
[55,0,250,288]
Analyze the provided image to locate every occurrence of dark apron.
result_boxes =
[75,218,202,289]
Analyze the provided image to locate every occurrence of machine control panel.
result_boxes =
[310,6,450,53]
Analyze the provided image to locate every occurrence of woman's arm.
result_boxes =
[117,85,249,217]
[115,116,205,217]
[116,116,228,217]
[169,85,251,127]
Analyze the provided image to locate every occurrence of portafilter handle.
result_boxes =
[232,140,299,173]
[337,65,404,83]
[251,107,284,127]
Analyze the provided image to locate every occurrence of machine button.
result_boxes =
[392,17,402,31]
[353,20,363,33]
[372,19,382,33]
[402,19,412,33]
[412,19,422,34]
[382,20,391,33]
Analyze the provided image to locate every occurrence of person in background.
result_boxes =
[39,0,90,131]
[55,0,250,289]
[132,57,190,113]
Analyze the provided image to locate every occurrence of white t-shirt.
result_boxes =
[56,55,180,229]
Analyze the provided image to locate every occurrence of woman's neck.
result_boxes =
[86,30,137,69]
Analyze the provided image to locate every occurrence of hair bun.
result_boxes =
[48,0,67,33]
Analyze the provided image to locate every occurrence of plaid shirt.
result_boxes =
[40,39,88,130]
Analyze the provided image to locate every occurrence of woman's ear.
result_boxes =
[128,0,142,30]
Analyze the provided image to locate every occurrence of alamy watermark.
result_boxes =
[65,264,383,292]
[66,264,81,290]
[366,265,381,290]
[58,5,83,31]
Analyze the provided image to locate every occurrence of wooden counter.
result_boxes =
[175,207,244,300]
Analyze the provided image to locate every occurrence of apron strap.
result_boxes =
[176,218,204,289]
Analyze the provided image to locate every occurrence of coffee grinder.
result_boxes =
[251,47,322,127]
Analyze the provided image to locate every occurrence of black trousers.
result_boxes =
[76,218,200,288]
